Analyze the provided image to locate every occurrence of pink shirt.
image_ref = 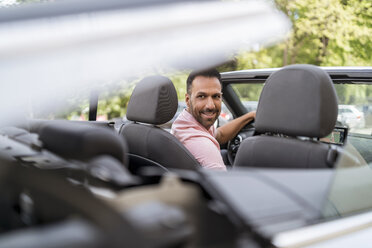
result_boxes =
[171,109,227,171]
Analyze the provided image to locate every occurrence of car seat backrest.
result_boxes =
[255,64,338,138]
[121,75,199,171]
[234,64,339,169]
[121,124,199,171]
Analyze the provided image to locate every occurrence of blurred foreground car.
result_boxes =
[338,104,365,129]
[2,0,372,248]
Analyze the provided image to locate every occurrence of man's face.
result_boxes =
[186,76,222,130]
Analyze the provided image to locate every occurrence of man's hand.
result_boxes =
[215,111,256,145]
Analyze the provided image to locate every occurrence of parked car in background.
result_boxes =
[219,103,233,126]
[242,101,258,112]
[338,105,365,129]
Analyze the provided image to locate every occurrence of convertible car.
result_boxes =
[1,0,372,247]
[1,64,372,247]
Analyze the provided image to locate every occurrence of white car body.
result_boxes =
[338,105,365,128]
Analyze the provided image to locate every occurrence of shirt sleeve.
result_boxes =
[183,136,226,171]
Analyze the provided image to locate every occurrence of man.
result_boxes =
[171,69,256,171]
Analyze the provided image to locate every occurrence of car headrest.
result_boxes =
[255,64,338,138]
[39,121,128,165]
[126,75,178,125]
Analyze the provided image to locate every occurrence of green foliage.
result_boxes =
[237,0,372,68]
[233,0,372,107]
[166,71,189,101]
[231,84,264,101]
[97,80,137,120]
[335,84,372,105]
[62,70,190,121]
[87,71,189,120]
[27,88,90,120]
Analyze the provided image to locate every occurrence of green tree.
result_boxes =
[97,80,137,120]
[234,0,372,105]
[237,0,372,68]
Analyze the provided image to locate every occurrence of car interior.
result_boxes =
[12,65,350,174]
[1,65,372,247]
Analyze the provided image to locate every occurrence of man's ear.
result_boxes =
[185,93,190,110]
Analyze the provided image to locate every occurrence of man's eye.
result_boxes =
[214,95,221,99]
[197,95,205,99]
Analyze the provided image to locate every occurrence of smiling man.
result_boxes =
[171,69,256,171]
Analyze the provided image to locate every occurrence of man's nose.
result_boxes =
[205,97,215,109]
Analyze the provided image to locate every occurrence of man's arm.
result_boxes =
[215,111,256,145]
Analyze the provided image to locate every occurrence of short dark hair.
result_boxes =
[186,68,221,94]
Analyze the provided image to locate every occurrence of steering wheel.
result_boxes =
[0,159,147,248]
[227,120,255,165]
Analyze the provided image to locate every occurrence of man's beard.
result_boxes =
[189,101,220,130]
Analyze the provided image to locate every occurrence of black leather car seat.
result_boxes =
[234,64,339,168]
[120,75,199,171]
